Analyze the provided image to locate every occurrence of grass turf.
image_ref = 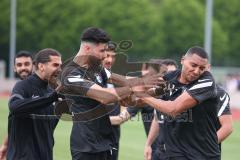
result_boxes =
[0,98,239,160]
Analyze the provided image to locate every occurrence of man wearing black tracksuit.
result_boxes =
[7,48,62,160]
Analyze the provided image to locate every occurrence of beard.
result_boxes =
[16,69,31,80]
[88,55,102,69]
[48,69,61,89]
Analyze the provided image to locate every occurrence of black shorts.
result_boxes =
[155,156,220,160]
[111,148,118,160]
[154,156,188,160]
[152,144,167,160]
[71,150,112,160]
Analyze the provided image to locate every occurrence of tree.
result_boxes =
[214,0,240,66]
[158,0,229,65]
[0,0,10,63]
[16,0,165,61]
[0,0,239,78]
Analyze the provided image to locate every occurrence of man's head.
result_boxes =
[34,48,62,82]
[79,27,111,66]
[162,59,178,72]
[180,46,209,83]
[14,51,33,80]
[102,41,117,69]
[141,59,164,76]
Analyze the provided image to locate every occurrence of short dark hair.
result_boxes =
[185,46,208,59]
[162,59,178,68]
[34,48,61,70]
[146,59,164,72]
[14,50,32,64]
[81,27,111,43]
[106,41,117,51]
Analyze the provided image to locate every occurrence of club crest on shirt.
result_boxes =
[95,73,103,84]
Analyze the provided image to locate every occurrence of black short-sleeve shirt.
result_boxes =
[62,61,114,153]
[157,70,220,160]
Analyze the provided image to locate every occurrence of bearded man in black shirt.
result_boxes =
[7,48,62,160]
[60,27,161,160]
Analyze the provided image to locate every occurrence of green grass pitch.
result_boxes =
[0,98,239,160]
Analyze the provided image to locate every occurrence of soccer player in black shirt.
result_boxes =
[7,48,62,160]
[134,46,221,160]
[145,85,233,160]
[145,66,233,160]
[60,27,161,160]
[0,51,33,160]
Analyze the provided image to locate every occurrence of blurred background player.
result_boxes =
[102,42,121,160]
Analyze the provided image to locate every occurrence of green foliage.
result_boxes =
[214,0,240,66]
[0,0,240,69]
[158,0,229,64]
[1,98,240,160]
[0,0,10,61]
[159,0,206,59]
[16,0,165,60]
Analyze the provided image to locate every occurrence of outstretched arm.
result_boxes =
[110,72,162,88]
[9,91,59,114]
[134,73,216,117]
[62,73,133,105]
[136,91,197,117]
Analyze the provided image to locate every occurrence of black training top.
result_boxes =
[155,84,232,157]
[157,70,220,160]
[61,61,114,153]
[7,74,59,160]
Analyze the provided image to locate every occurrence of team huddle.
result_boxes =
[0,27,233,160]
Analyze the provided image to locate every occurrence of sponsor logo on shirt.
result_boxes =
[32,95,39,99]
[220,93,226,101]
[95,73,103,84]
